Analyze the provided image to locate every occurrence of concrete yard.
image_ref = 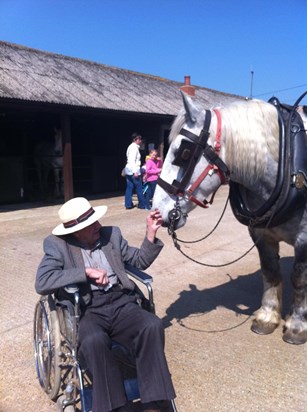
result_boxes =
[0,186,306,412]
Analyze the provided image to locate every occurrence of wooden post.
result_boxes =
[61,113,74,201]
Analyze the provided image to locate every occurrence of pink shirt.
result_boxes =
[145,158,162,182]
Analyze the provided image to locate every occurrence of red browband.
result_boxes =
[64,207,95,228]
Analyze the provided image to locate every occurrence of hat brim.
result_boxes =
[52,205,108,236]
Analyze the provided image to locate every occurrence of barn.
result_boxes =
[0,41,241,205]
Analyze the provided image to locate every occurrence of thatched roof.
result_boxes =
[0,41,241,115]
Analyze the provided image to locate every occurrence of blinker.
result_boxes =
[172,139,195,167]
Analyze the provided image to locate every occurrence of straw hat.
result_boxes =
[52,197,108,236]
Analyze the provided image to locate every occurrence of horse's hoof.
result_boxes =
[251,319,278,335]
[282,329,307,345]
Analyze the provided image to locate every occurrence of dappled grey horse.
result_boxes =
[153,92,307,345]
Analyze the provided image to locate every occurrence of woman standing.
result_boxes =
[124,133,146,209]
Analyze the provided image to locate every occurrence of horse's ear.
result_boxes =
[181,91,198,123]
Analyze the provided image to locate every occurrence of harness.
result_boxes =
[157,109,230,210]
[230,93,307,228]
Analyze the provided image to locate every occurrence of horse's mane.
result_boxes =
[222,100,279,182]
[169,100,280,184]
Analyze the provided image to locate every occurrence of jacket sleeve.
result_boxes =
[35,235,87,295]
[111,226,164,270]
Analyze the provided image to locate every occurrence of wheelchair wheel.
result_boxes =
[34,295,62,400]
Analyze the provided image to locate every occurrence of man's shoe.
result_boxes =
[142,400,171,412]
[142,400,162,412]
[143,409,161,412]
[113,404,130,411]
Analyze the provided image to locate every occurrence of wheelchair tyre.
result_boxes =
[34,295,62,400]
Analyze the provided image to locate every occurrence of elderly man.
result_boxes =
[35,197,175,412]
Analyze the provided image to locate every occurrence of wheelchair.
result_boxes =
[34,264,177,412]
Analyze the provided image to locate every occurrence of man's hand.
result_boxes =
[85,268,109,286]
[146,209,163,242]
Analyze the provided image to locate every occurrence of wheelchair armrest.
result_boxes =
[124,263,155,314]
[124,263,153,285]
[64,284,80,294]
[62,284,81,313]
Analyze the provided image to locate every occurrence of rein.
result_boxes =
[170,226,257,268]
[174,192,230,244]
[166,191,257,267]
[168,191,277,268]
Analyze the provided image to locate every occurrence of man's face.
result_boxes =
[73,220,102,248]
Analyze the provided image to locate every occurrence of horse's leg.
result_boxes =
[283,245,307,345]
[249,228,282,335]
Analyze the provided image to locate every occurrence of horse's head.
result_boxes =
[153,93,229,231]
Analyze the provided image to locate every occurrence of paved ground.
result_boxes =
[0,186,306,412]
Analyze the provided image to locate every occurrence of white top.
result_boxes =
[125,142,141,175]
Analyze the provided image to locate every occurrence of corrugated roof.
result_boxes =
[0,41,242,115]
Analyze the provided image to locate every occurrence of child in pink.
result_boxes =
[144,149,162,210]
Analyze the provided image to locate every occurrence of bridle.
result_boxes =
[157,109,230,231]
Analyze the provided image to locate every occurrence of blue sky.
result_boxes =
[0,0,306,104]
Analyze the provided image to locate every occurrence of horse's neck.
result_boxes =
[217,101,279,199]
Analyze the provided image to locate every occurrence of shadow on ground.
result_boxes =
[162,257,294,330]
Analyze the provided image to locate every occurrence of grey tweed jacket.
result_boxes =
[35,226,163,305]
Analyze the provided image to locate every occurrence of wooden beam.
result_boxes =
[61,113,74,201]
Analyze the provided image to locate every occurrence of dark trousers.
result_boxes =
[78,290,175,412]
